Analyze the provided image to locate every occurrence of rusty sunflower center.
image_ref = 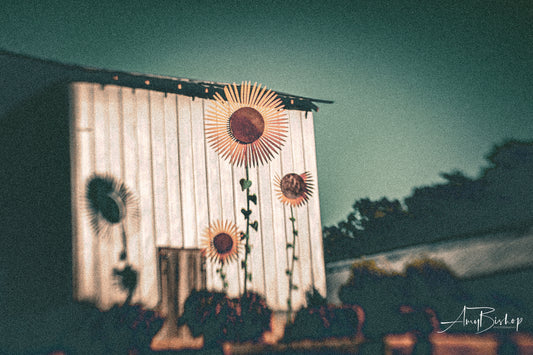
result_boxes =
[229,107,265,144]
[281,173,306,200]
[213,233,234,254]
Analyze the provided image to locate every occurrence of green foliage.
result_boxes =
[339,260,406,338]
[339,258,468,337]
[100,304,164,353]
[180,290,229,346]
[241,166,255,294]
[402,258,467,334]
[230,291,272,342]
[58,303,163,354]
[285,206,301,322]
[283,301,360,342]
[239,178,252,191]
[305,287,328,308]
[323,140,533,261]
[180,290,272,345]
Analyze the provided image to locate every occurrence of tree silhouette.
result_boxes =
[324,140,533,262]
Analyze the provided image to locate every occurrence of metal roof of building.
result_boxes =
[1,50,333,113]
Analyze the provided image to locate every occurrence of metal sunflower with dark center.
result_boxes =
[201,220,242,266]
[273,171,315,322]
[205,81,288,167]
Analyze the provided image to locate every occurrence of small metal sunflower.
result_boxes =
[85,174,140,239]
[201,220,242,265]
[274,172,314,207]
[205,81,288,167]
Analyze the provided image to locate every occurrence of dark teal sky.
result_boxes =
[2,0,532,226]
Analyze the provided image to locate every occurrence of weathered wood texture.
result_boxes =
[70,82,326,311]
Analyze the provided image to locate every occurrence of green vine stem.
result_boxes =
[240,165,257,294]
[286,206,298,322]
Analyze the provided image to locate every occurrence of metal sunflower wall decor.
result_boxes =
[201,220,243,290]
[205,81,288,167]
[205,82,288,294]
[274,172,314,321]
[86,173,140,302]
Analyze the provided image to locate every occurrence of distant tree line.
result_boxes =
[323,140,533,262]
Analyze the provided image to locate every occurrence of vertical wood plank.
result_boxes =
[135,88,158,308]
[150,91,171,247]
[231,165,248,296]
[177,95,197,248]
[70,83,97,302]
[257,162,277,306]
[280,111,303,309]
[301,112,327,296]
[163,93,182,248]
[107,86,123,178]
[107,85,128,304]
[269,154,289,310]
[191,98,209,248]
[121,86,143,304]
[221,162,239,297]
[279,123,297,308]
[93,84,118,309]
[204,99,223,291]
[288,110,313,305]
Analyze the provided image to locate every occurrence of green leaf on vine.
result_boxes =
[248,194,257,205]
[241,208,252,218]
[240,179,252,191]
[250,221,258,231]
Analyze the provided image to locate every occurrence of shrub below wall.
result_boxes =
[2,302,164,354]
[282,304,361,342]
[180,290,272,347]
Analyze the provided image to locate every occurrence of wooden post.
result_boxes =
[152,248,206,350]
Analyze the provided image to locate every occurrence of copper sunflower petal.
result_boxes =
[205,82,288,167]
[274,172,314,207]
[201,220,242,265]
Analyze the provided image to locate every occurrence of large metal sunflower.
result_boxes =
[274,172,314,207]
[201,220,242,265]
[205,82,288,167]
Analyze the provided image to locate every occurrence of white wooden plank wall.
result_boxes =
[135,88,159,308]
[227,164,243,297]
[302,111,327,295]
[70,83,96,302]
[121,88,143,305]
[70,82,326,311]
